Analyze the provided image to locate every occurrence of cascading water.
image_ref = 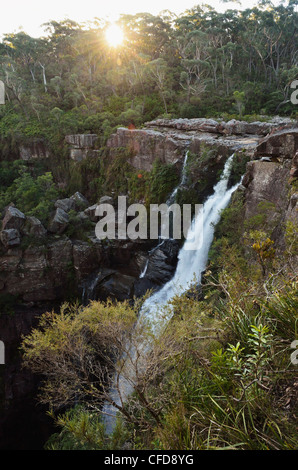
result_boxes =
[166,150,189,206]
[102,153,241,432]
[139,151,189,280]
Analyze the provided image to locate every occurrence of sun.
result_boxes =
[105,24,124,47]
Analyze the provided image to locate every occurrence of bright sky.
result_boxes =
[0,0,260,38]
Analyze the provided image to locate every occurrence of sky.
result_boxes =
[0,0,258,38]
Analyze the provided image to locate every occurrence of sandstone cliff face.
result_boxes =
[242,128,298,256]
[106,117,294,172]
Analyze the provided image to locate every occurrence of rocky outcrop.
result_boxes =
[2,206,26,232]
[22,217,47,238]
[19,139,49,161]
[242,141,298,254]
[145,117,294,136]
[0,229,21,248]
[47,207,69,234]
[254,128,298,161]
[65,134,99,162]
[107,127,190,171]
[107,117,294,172]
[290,151,298,182]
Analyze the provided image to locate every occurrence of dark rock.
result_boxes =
[54,198,76,213]
[84,204,98,222]
[2,206,26,231]
[145,240,180,285]
[22,216,47,237]
[73,240,103,282]
[0,229,21,247]
[47,208,69,234]
[99,272,135,301]
[70,191,90,210]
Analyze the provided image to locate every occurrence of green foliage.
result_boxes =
[146,160,179,205]
[45,406,129,450]
[0,170,59,223]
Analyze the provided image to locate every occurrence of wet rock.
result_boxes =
[47,208,69,234]
[73,240,103,282]
[99,272,135,301]
[145,240,180,285]
[0,229,21,247]
[2,206,26,232]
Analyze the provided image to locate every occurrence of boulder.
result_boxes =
[144,240,180,285]
[99,195,114,205]
[22,216,47,237]
[55,198,76,213]
[99,272,135,301]
[70,191,90,210]
[84,204,99,222]
[47,208,69,234]
[254,128,298,161]
[0,229,21,247]
[2,206,26,231]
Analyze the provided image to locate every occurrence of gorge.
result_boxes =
[0,116,297,449]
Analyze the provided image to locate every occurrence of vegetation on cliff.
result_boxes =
[1,0,297,451]
[0,1,297,220]
[21,182,298,450]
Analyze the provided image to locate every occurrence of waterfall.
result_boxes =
[139,259,149,279]
[166,150,189,206]
[102,153,240,432]
[139,151,189,279]
[82,271,103,304]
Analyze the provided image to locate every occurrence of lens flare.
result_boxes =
[105,24,124,47]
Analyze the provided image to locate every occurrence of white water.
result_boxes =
[102,153,240,432]
[166,150,189,206]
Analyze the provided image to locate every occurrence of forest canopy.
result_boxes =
[0,1,297,149]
